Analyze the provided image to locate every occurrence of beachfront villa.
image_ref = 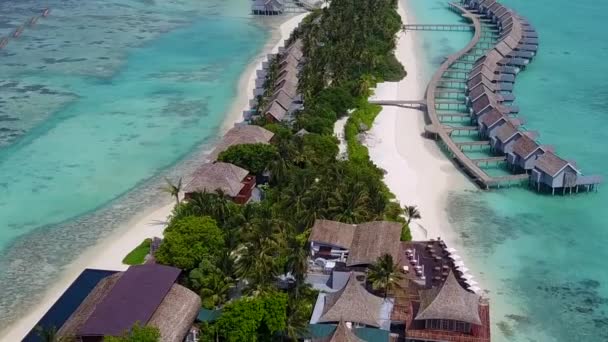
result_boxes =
[308,219,402,269]
[183,162,256,204]
[208,124,274,160]
[529,152,601,194]
[29,265,200,342]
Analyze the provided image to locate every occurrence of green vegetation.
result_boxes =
[218,143,279,175]
[104,322,160,342]
[154,0,410,340]
[122,238,151,266]
[161,177,182,206]
[344,101,382,164]
[367,254,403,298]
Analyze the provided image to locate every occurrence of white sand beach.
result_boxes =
[366,0,471,242]
[1,13,308,342]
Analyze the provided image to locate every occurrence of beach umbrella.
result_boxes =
[449,253,461,260]
[454,260,465,267]
[446,247,457,253]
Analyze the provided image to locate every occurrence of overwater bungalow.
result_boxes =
[470,94,515,118]
[308,219,402,269]
[56,265,200,342]
[478,109,517,138]
[490,122,524,153]
[506,135,550,172]
[251,0,284,15]
[530,152,602,194]
[208,125,274,160]
[184,162,256,204]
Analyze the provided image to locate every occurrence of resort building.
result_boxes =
[309,273,393,341]
[56,264,200,342]
[308,219,402,269]
[183,162,256,204]
[506,135,551,172]
[208,124,274,160]
[489,122,521,154]
[529,152,584,194]
[395,240,491,342]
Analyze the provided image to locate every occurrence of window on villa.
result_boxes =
[454,321,471,333]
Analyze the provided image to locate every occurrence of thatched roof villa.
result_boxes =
[308,219,402,268]
[208,125,274,161]
[184,162,256,204]
[57,264,200,342]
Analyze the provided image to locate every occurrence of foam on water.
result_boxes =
[0,0,269,331]
[406,0,608,340]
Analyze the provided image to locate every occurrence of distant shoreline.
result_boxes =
[0,12,308,342]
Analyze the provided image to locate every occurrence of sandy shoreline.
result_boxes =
[366,0,470,242]
[1,13,307,342]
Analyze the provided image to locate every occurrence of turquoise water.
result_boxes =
[406,0,608,340]
[0,0,269,332]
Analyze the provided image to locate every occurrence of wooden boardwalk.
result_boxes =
[403,24,473,32]
[424,3,515,189]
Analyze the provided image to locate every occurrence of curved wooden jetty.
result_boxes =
[419,0,602,193]
[0,8,50,50]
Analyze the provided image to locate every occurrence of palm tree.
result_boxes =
[283,296,311,341]
[367,253,403,298]
[35,325,62,342]
[161,177,182,206]
[403,205,421,224]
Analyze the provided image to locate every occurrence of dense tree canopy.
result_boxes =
[154,216,224,270]
[217,143,279,175]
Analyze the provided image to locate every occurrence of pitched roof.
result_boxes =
[272,89,294,110]
[184,162,249,197]
[471,94,492,114]
[415,271,482,325]
[534,152,578,176]
[309,219,357,249]
[79,265,181,337]
[147,284,202,342]
[318,273,385,327]
[495,122,519,142]
[512,134,541,159]
[479,109,504,128]
[209,125,274,160]
[347,221,402,267]
[314,319,364,342]
[308,220,402,266]
[264,101,288,121]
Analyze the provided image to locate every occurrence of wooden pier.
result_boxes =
[403,24,473,32]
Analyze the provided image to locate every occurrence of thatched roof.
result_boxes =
[309,219,357,249]
[318,273,385,327]
[209,125,274,160]
[512,134,540,159]
[272,89,294,110]
[58,266,200,341]
[275,79,299,98]
[415,271,482,325]
[264,101,288,121]
[147,284,202,342]
[58,273,123,339]
[309,220,402,266]
[535,152,579,176]
[347,221,402,267]
[184,162,249,197]
[275,70,299,88]
[313,319,365,342]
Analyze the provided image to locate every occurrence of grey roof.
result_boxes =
[209,125,274,160]
[275,79,298,98]
[264,101,288,121]
[79,265,181,337]
[471,94,492,114]
[512,135,541,159]
[275,70,299,87]
[272,89,294,110]
[535,152,578,176]
[318,273,385,327]
[415,271,482,325]
[468,83,491,102]
[184,162,249,197]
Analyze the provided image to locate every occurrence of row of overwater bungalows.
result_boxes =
[463,0,602,193]
[248,38,304,123]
